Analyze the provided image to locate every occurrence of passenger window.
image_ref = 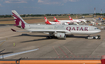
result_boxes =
[95,28,98,29]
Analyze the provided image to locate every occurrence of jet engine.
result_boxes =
[54,33,66,39]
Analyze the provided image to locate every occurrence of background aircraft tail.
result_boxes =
[54,17,59,22]
[44,17,51,24]
[69,16,73,20]
[12,10,27,29]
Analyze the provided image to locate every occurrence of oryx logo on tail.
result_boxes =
[12,10,26,29]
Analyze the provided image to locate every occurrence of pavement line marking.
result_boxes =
[89,39,105,57]
[53,46,60,58]
[59,47,69,58]
[0,40,6,46]
[63,46,73,54]
[0,40,6,43]
[0,48,39,59]
[0,42,4,46]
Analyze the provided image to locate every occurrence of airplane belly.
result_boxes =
[71,31,100,35]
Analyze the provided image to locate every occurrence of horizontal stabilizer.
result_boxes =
[11,28,30,32]
[11,28,16,32]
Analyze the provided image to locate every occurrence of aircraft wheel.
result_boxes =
[46,36,55,39]
[95,36,98,39]
[46,36,51,39]
[96,35,101,39]
[93,35,101,39]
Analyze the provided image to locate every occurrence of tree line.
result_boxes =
[0,13,105,18]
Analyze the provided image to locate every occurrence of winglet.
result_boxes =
[11,28,16,32]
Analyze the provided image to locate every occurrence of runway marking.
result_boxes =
[53,47,60,58]
[0,48,39,59]
[89,39,105,57]
[0,40,5,43]
[0,40,6,46]
[59,47,69,58]
[63,46,73,54]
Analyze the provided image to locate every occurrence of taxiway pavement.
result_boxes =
[0,25,105,60]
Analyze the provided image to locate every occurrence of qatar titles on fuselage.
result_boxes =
[26,24,100,35]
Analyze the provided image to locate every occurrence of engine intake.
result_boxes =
[55,33,66,39]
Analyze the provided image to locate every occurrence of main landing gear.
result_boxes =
[86,35,101,39]
[46,33,57,39]
[46,36,57,39]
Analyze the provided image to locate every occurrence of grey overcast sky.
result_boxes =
[0,0,105,15]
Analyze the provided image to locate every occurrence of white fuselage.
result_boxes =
[74,19,87,23]
[25,24,101,35]
[54,16,86,23]
[57,19,87,23]
[48,21,69,25]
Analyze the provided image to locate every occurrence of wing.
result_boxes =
[11,29,30,32]
[11,29,68,33]
[31,30,67,33]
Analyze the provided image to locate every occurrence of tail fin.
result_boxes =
[12,10,27,29]
[54,17,59,22]
[69,16,73,20]
[44,17,51,24]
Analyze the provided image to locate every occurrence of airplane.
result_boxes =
[54,16,81,23]
[69,16,87,23]
[54,16,86,23]
[11,10,101,39]
[54,17,79,25]
[44,17,69,25]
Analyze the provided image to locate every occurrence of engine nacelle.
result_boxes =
[55,33,66,39]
